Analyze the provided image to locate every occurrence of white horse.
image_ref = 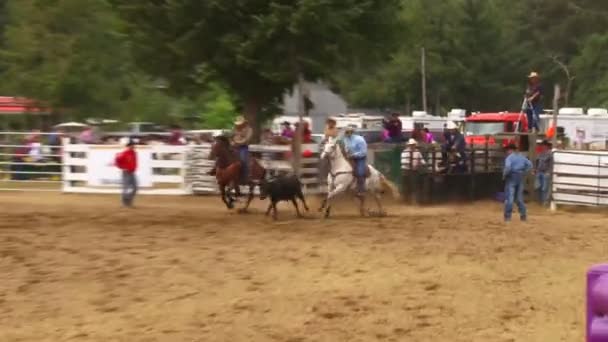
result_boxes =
[318,137,400,218]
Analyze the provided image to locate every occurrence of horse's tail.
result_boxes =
[380,174,401,200]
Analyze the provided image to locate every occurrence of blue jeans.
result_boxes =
[353,157,366,193]
[526,105,541,130]
[238,146,249,183]
[504,174,526,221]
[122,171,138,207]
[535,172,550,205]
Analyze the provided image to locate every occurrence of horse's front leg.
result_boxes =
[318,177,334,212]
[239,184,255,213]
[357,195,366,217]
[220,186,234,209]
[323,182,348,219]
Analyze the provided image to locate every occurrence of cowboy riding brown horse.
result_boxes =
[208,135,266,211]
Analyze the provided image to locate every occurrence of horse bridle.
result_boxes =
[324,140,351,181]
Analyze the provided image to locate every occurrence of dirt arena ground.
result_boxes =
[0,193,606,342]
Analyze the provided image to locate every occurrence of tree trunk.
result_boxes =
[293,74,305,176]
[243,97,261,143]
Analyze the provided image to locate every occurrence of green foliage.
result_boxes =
[0,0,131,119]
[337,0,608,113]
[1,0,608,128]
[115,0,401,125]
[571,34,608,107]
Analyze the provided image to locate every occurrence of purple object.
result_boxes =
[587,264,608,341]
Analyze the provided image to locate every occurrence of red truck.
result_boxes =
[464,112,529,149]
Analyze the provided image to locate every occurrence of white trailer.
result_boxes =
[539,107,608,149]
[330,113,385,130]
[399,111,447,132]
[270,116,313,134]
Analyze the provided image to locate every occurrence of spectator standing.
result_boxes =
[114,138,138,207]
[79,127,94,144]
[423,128,434,144]
[534,140,553,205]
[524,72,543,132]
[169,125,186,145]
[503,143,532,222]
[383,113,403,143]
[280,122,294,139]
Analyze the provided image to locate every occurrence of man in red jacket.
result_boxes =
[115,139,138,207]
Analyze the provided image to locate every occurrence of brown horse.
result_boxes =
[208,136,266,211]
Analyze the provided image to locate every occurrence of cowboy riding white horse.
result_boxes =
[318,130,400,218]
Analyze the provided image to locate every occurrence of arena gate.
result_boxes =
[551,150,608,209]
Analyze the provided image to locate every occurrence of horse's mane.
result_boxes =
[215,135,231,146]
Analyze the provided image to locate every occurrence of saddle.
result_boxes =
[337,140,371,178]
[348,159,371,178]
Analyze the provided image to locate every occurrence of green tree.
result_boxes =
[571,33,608,107]
[115,0,401,131]
[0,0,133,120]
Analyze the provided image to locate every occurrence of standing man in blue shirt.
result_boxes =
[343,126,368,197]
[503,143,533,222]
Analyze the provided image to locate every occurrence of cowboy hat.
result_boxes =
[406,138,417,145]
[344,125,356,132]
[528,71,540,78]
[505,143,518,151]
[446,121,458,130]
[234,116,247,125]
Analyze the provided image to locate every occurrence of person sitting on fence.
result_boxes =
[503,143,532,222]
[445,150,467,174]
[442,121,465,165]
[343,126,368,197]
[534,139,553,205]
[232,116,253,183]
[403,138,426,171]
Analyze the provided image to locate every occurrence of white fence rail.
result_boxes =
[551,150,608,208]
[62,142,325,196]
[0,132,63,191]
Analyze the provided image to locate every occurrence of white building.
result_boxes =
[282,81,348,133]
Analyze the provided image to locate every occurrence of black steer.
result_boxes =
[260,174,309,220]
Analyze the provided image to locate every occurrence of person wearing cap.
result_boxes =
[525,72,543,132]
[442,121,466,167]
[503,143,532,222]
[232,116,253,183]
[403,138,426,170]
[534,139,553,205]
[343,126,368,197]
[114,138,138,207]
